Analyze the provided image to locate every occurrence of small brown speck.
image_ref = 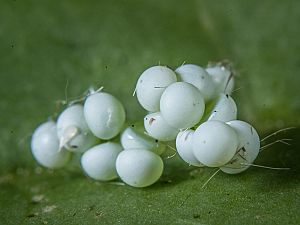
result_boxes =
[149,118,156,125]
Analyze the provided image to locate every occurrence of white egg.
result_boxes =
[175,64,216,101]
[160,82,205,129]
[175,130,204,167]
[81,142,123,181]
[206,64,234,95]
[84,92,126,140]
[192,121,238,167]
[221,120,260,174]
[144,112,179,141]
[121,125,166,155]
[116,149,164,187]
[207,93,237,122]
[31,121,71,169]
[57,104,97,153]
[135,66,177,112]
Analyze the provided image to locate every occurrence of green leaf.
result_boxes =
[0,0,299,224]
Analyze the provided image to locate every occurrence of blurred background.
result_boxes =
[0,0,299,224]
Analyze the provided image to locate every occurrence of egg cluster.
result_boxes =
[136,63,260,176]
[31,62,261,188]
